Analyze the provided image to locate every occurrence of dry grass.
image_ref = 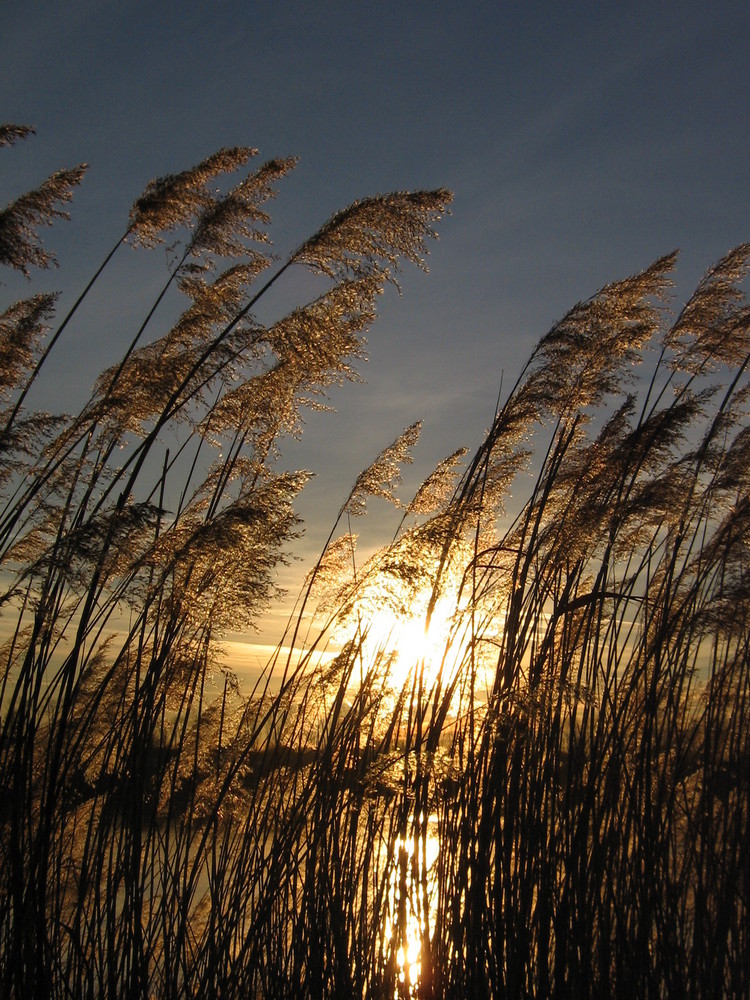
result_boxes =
[0,130,748,999]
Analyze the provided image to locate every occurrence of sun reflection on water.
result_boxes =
[383,814,440,998]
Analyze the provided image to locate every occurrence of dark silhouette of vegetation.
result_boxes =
[0,127,748,999]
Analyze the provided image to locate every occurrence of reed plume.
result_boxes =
[0,124,747,999]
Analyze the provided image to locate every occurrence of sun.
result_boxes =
[353,589,462,695]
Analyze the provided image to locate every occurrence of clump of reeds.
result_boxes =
[292,242,750,998]
[1,124,748,1000]
[0,125,451,998]
[389,243,750,999]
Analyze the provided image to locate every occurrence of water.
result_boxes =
[382,814,440,998]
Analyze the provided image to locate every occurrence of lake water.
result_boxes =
[383,813,440,998]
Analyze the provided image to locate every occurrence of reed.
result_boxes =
[0,128,747,999]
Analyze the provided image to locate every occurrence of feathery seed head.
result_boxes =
[0,124,35,146]
[528,252,677,417]
[407,448,468,516]
[0,293,57,397]
[0,164,88,275]
[189,156,298,258]
[345,421,422,516]
[666,243,750,372]
[293,189,452,281]
[128,146,256,247]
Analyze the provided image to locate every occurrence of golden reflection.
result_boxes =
[383,814,440,998]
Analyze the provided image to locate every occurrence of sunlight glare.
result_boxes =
[359,591,459,694]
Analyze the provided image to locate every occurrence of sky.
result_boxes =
[2,1,750,664]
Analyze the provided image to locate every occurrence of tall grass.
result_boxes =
[0,127,748,998]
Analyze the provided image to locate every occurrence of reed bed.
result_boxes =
[0,128,748,998]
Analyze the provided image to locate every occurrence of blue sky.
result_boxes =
[2,1,749,651]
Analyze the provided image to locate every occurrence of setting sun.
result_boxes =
[356,592,458,693]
